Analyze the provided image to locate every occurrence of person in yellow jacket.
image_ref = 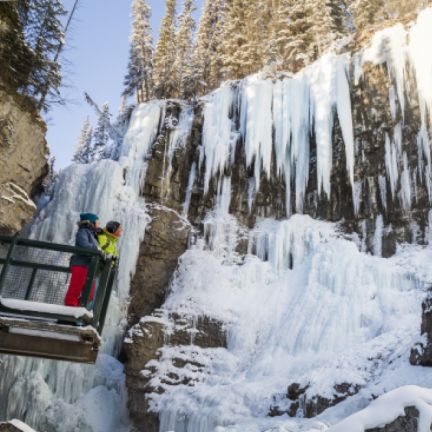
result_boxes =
[98,220,123,261]
[87,221,123,310]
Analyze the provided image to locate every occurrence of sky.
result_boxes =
[47,0,203,169]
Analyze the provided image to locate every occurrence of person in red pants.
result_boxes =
[65,213,101,307]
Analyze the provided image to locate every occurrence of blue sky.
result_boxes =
[47,0,203,169]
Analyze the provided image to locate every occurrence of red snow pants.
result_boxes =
[64,265,96,307]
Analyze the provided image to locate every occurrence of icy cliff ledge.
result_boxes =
[328,386,432,432]
[0,419,37,432]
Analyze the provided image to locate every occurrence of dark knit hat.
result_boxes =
[80,213,99,223]
[106,220,121,234]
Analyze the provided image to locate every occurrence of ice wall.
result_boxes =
[358,8,432,208]
[199,53,354,215]
[0,102,165,432]
[149,214,429,432]
[142,10,432,432]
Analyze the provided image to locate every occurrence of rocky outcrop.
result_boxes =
[410,294,432,366]
[128,205,191,325]
[0,87,48,234]
[270,382,360,419]
[123,310,226,432]
[365,406,421,432]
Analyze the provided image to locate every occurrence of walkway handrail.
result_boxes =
[0,235,116,334]
[0,235,103,257]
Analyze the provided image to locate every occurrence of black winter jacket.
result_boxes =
[70,222,100,267]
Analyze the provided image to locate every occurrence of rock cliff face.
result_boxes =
[0,8,48,234]
[0,88,48,234]
[123,11,432,432]
[365,407,421,432]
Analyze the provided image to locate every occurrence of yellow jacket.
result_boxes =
[98,229,119,257]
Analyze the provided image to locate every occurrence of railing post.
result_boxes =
[80,256,99,308]
[97,266,117,334]
[25,268,38,300]
[91,258,112,324]
[0,234,19,296]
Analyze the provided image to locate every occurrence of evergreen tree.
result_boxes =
[263,0,282,68]
[92,103,111,161]
[275,0,316,72]
[311,0,349,56]
[73,116,93,164]
[174,0,196,98]
[23,0,66,110]
[184,0,230,93]
[124,0,153,103]
[190,0,213,94]
[0,2,34,91]
[152,0,177,98]
[219,0,249,80]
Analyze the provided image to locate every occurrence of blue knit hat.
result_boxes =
[80,213,99,223]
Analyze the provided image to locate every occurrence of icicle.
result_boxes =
[400,152,412,210]
[389,86,397,121]
[287,76,311,213]
[360,219,368,253]
[384,133,399,199]
[240,76,273,192]
[162,105,194,199]
[306,54,335,198]
[336,54,355,189]
[247,178,256,213]
[408,8,432,132]
[373,215,384,257]
[121,101,163,194]
[361,23,407,119]
[202,84,235,194]
[378,175,388,211]
[353,181,362,216]
[216,176,232,216]
[182,162,197,218]
[427,209,432,245]
[412,168,418,204]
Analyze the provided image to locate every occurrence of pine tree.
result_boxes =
[219,0,249,80]
[73,116,93,164]
[23,0,66,110]
[152,0,177,98]
[92,103,110,161]
[275,0,316,72]
[124,0,153,103]
[205,0,226,91]
[174,0,196,98]
[311,0,349,57]
[263,0,282,68]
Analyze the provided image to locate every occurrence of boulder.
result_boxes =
[365,406,420,432]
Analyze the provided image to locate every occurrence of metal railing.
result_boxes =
[0,235,116,334]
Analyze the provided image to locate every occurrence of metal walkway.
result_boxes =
[0,235,117,363]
